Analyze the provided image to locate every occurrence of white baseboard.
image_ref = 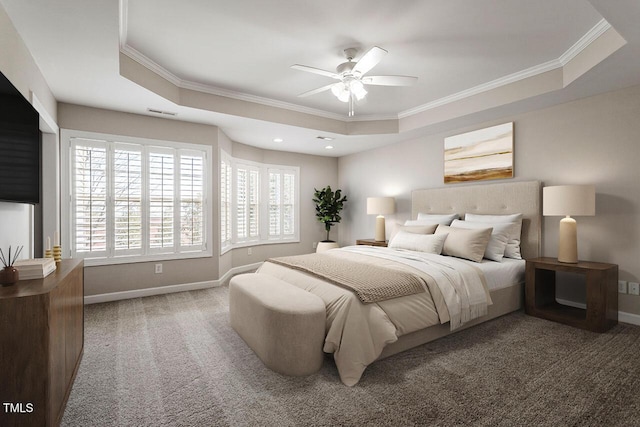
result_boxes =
[555,298,640,326]
[84,262,263,305]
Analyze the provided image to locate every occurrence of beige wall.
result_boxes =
[0,5,56,121]
[57,103,339,295]
[338,84,640,316]
[0,4,58,258]
[224,141,339,270]
[58,103,220,296]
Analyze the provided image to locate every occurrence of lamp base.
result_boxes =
[558,216,578,263]
[375,215,386,241]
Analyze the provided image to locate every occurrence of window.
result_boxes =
[268,168,296,240]
[220,150,299,253]
[62,130,212,265]
[220,152,232,247]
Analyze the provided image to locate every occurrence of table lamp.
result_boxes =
[367,197,395,242]
[543,185,595,263]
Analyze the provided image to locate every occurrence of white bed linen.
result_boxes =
[474,257,525,291]
[256,246,521,386]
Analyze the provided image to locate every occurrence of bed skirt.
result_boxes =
[377,283,524,360]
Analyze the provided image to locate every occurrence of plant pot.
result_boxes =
[316,241,339,253]
[0,266,19,285]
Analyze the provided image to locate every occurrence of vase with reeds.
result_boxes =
[0,245,22,285]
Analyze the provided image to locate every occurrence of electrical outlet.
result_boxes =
[629,282,640,296]
[155,263,162,274]
[312,242,317,249]
[247,247,252,255]
[618,280,628,294]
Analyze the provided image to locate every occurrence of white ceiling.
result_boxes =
[2,0,640,157]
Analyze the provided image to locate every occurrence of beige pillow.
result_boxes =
[435,224,493,263]
[416,213,459,225]
[464,213,523,259]
[389,230,448,254]
[451,219,514,262]
[400,224,437,234]
[390,223,437,240]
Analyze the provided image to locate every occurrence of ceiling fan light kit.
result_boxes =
[292,46,417,117]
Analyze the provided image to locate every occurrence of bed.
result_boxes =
[253,180,541,385]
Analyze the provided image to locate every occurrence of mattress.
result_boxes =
[473,257,525,291]
[257,246,525,385]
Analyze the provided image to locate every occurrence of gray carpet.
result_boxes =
[62,286,640,426]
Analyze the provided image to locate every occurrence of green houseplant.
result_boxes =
[313,185,348,242]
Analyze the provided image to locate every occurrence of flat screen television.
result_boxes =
[0,71,41,204]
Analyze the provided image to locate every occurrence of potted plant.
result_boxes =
[313,186,347,252]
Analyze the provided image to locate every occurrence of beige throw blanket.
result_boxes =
[266,253,426,303]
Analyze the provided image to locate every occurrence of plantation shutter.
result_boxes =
[113,143,143,255]
[148,149,175,251]
[179,151,205,249]
[220,156,232,245]
[72,140,108,257]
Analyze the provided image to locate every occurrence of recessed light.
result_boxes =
[325,145,334,150]
[316,136,334,141]
[273,138,284,143]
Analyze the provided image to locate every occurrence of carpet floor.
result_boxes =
[62,286,640,426]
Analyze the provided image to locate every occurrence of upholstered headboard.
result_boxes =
[411,180,541,259]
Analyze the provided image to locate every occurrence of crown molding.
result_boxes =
[119,0,612,125]
[560,19,611,65]
[399,19,612,119]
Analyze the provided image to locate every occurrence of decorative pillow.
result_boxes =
[388,230,448,254]
[404,219,439,227]
[399,224,438,234]
[435,224,493,263]
[450,219,513,262]
[464,213,523,259]
[390,223,438,240]
[416,213,459,225]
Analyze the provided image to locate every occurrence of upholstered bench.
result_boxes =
[229,273,326,376]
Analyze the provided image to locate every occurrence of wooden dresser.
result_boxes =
[0,259,84,427]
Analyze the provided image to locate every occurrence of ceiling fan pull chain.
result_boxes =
[349,93,354,117]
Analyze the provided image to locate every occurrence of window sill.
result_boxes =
[78,250,213,267]
[220,238,300,256]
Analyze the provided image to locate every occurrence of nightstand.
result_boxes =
[525,257,618,332]
[356,239,388,247]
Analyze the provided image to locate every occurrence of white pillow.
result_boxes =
[464,213,523,259]
[404,219,439,227]
[416,213,459,225]
[450,219,513,262]
[389,230,448,254]
[390,223,437,240]
[435,224,492,263]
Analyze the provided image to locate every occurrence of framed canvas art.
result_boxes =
[444,122,513,183]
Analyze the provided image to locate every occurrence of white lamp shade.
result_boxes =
[543,185,595,217]
[367,197,395,215]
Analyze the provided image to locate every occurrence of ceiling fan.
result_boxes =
[291,46,418,117]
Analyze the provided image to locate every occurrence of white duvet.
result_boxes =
[257,246,492,386]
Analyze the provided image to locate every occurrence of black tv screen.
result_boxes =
[0,71,41,204]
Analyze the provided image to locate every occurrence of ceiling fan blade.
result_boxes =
[297,83,337,97]
[291,64,340,79]
[362,75,418,86]
[353,46,388,76]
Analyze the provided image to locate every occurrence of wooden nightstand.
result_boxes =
[356,239,388,247]
[525,257,618,332]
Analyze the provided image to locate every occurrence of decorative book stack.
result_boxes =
[13,258,57,280]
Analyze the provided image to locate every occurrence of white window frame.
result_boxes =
[61,129,213,266]
[220,150,300,255]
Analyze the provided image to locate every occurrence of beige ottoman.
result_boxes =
[229,273,326,376]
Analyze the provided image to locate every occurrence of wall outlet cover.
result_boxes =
[629,282,640,296]
[618,280,628,294]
